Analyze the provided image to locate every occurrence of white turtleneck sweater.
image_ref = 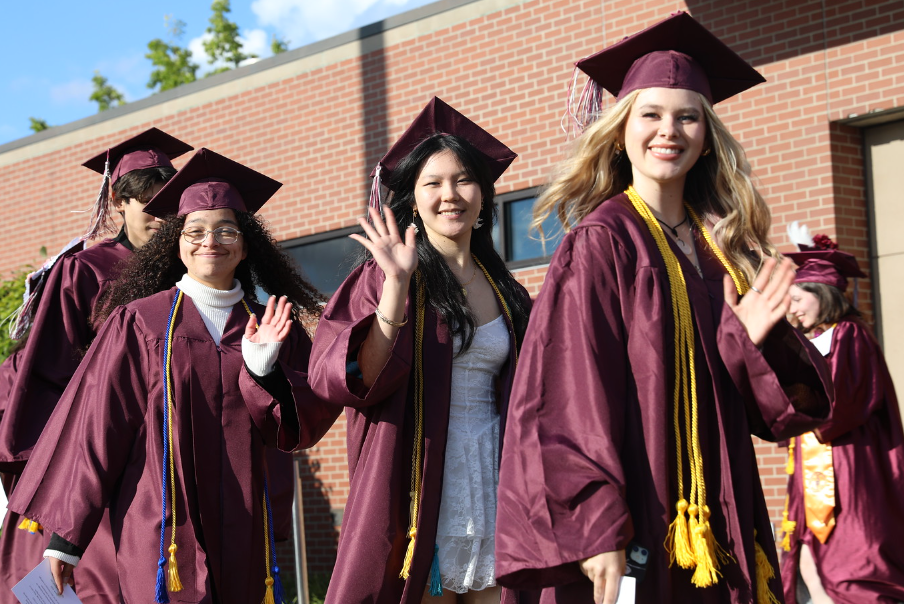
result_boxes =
[44,274,284,566]
[175,274,281,376]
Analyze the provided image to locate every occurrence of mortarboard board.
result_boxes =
[81,128,193,241]
[576,12,765,104]
[370,97,517,207]
[786,249,866,291]
[143,148,282,218]
[82,127,193,185]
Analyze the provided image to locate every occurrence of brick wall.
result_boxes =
[2,0,902,578]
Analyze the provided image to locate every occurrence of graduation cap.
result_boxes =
[564,12,765,134]
[786,249,866,291]
[143,148,282,218]
[368,97,517,208]
[81,128,193,240]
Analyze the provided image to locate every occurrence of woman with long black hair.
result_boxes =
[8,148,338,604]
[310,97,531,604]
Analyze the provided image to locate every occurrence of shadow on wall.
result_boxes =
[297,449,341,576]
[684,0,904,67]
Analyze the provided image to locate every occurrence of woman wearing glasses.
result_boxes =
[8,149,338,604]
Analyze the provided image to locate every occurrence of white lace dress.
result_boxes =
[435,314,510,593]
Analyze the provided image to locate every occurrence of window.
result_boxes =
[494,187,563,269]
[282,225,362,297]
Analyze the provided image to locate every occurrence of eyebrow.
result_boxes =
[637,104,701,113]
[419,171,470,180]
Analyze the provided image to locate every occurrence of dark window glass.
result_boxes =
[285,234,361,297]
[504,197,563,262]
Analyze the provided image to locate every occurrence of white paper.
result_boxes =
[615,575,636,604]
[11,559,82,604]
[0,478,7,525]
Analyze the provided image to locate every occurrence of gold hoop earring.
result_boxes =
[702,148,712,156]
[615,141,625,152]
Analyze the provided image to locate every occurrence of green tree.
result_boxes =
[0,269,28,362]
[203,0,256,75]
[29,118,49,133]
[146,16,198,92]
[89,71,126,112]
[271,34,288,55]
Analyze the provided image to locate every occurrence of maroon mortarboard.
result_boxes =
[80,128,193,240]
[368,97,517,208]
[82,127,193,184]
[143,148,282,218]
[786,249,867,291]
[577,12,764,103]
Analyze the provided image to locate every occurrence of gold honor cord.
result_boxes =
[400,259,517,581]
[781,439,797,552]
[165,291,185,593]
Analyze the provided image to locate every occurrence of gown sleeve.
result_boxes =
[815,320,885,442]
[6,306,150,550]
[716,304,833,442]
[239,326,341,452]
[496,226,633,589]
[308,261,414,408]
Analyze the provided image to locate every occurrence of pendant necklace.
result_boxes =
[657,213,692,254]
[457,264,477,296]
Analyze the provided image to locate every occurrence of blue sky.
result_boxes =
[1,0,435,146]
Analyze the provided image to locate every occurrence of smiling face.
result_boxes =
[116,182,165,249]
[412,149,483,248]
[789,284,823,331]
[178,209,247,290]
[623,87,708,193]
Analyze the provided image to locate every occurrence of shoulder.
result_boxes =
[71,239,131,275]
[116,287,180,338]
[551,194,646,269]
[833,317,878,348]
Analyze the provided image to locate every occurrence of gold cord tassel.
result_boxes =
[167,544,184,592]
[17,518,42,533]
[263,577,276,604]
[666,499,695,568]
[400,524,418,579]
[786,439,795,475]
[754,530,780,604]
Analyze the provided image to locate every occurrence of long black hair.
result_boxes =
[372,133,530,352]
[94,211,324,326]
[112,166,177,202]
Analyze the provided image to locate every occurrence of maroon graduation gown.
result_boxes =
[780,317,904,603]
[0,238,129,604]
[309,260,533,604]
[8,288,338,604]
[495,194,833,603]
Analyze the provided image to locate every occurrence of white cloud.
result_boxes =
[250,0,395,46]
[241,28,270,59]
[50,79,94,105]
[96,53,147,88]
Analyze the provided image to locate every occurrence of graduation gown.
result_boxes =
[309,260,533,604]
[8,288,339,604]
[494,194,833,603]
[780,317,904,603]
[0,237,129,604]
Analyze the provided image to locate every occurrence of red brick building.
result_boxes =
[2,0,902,592]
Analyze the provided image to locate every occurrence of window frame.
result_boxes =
[494,186,559,270]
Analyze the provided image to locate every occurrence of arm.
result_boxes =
[815,320,886,442]
[496,226,633,590]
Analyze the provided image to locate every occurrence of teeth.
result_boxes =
[651,147,681,154]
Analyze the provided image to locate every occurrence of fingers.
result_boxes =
[244,313,258,339]
[723,274,738,307]
[260,295,277,326]
[50,559,68,595]
[383,206,400,240]
[601,570,621,604]
[405,222,417,248]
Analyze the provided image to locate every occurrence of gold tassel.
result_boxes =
[167,544,184,592]
[17,518,42,533]
[400,525,418,579]
[786,439,795,475]
[665,499,695,568]
[691,506,729,588]
[262,577,276,604]
[754,531,780,604]
[780,512,796,553]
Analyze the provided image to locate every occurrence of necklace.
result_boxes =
[655,213,693,254]
[656,213,689,237]
[456,263,477,296]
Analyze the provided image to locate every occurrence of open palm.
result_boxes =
[350,206,418,280]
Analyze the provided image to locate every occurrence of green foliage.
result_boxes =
[89,71,126,112]
[147,15,199,93]
[271,35,289,55]
[0,269,29,362]
[307,572,330,604]
[203,0,256,72]
[29,117,49,133]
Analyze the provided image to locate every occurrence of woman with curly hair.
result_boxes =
[8,148,339,604]
[494,13,832,604]
[309,97,532,603]
[779,230,904,604]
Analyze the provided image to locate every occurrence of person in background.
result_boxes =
[493,13,833,604]
[0,127,192,603]
[8,148,339,604]
[781,227,904,604]
[309,97,532,603]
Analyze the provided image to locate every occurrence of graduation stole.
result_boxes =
[155,290,285,604]
[400,256,516,597]
[627,187,779,602]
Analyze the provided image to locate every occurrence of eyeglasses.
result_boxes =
[181,227,243,245]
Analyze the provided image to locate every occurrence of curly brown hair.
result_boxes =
[93,211,324,326]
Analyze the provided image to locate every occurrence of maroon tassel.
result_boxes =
[81,153,116,241]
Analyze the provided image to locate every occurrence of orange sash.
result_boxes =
[801,431,836,543]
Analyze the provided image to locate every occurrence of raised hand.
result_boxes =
[724,256,795,347]
[349,206,418,282]
[579,550,627,604]
[245,295,293,344]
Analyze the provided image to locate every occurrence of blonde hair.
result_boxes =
[533,90,778,284]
